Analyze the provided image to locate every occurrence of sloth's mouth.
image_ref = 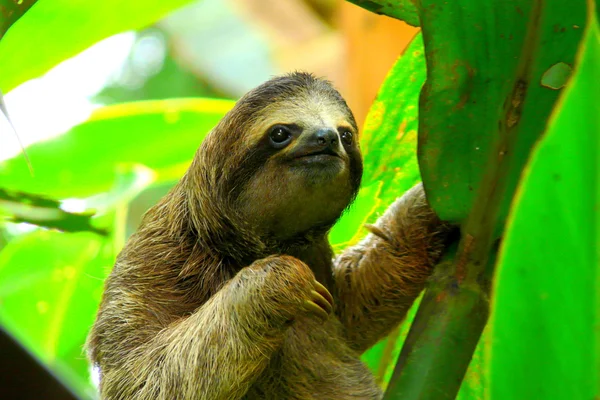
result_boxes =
[294,147,340,159]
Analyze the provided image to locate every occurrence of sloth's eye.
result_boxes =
[269,126,292,146]
[341,130,353,145]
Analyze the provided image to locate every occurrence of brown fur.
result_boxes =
[87,72,451,399]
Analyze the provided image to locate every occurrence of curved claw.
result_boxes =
[303,300,330,321]
[313,280,334,308]
[310,290,333,315]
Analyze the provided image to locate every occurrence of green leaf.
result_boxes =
[0,98,234,199]
[386,1,589,399]
[345,0,420,27]
[330,181,383,250]
[0,230,113,399]
[489,9,599,399]
[331,34,425,247]
[417,0,587,222]
[0,0,196,93]
[361,33,425,201]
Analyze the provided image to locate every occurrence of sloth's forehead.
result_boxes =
[263,94,352,127]
[271,102,349,126]
[239,101,354,148]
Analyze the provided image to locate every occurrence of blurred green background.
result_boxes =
[0,0,597,399]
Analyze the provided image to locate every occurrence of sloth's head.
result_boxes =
[193,72,362,244]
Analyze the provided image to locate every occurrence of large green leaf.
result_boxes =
[0,98,234,199]
[385,1,589,399]
[418,0,586,222]
[360,34,424,203]
[0,0,196,93]
[330,33,425,248]
[489,9,599,399]
[0,230,114,399]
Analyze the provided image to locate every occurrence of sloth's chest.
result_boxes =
[244,316,382,400]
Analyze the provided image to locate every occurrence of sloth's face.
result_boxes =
[235,96,362,240]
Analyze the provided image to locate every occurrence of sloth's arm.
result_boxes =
[332,184,452,353]
[95,256,331,400]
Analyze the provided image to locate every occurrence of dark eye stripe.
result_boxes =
[226,124,301,202]
[227,134,277,202]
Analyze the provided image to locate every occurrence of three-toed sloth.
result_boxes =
[87,72,452,399]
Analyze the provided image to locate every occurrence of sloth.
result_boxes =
[87,72,452,400]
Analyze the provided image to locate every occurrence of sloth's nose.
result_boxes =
[314,128,339,148]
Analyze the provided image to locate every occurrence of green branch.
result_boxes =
[0,189,107,235]
[385,249,495,399]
